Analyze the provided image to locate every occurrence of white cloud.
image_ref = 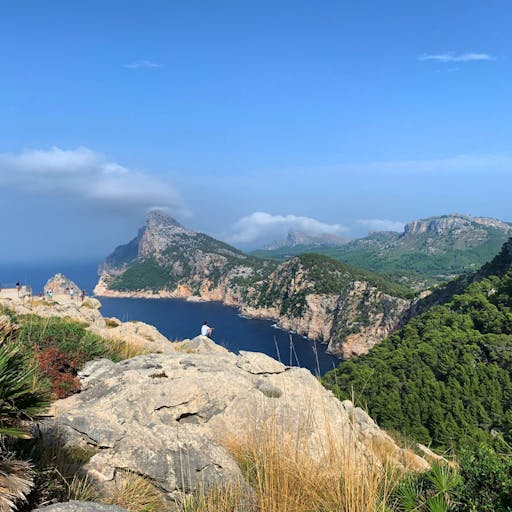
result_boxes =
[0,146,186,214]
[123,60,161,69]
[357,219,404,233]
[227,212,347,244]
[418,52,495,62]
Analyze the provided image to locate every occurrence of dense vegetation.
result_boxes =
[323,257,512,450]
[110,259,174,291]
[297,253,414,298]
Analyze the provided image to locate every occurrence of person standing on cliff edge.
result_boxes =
[201,321,214,338]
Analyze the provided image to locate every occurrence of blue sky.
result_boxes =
[1,1,511,261]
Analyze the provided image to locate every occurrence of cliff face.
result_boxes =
[95,213,414,358]
[404,214,512,238]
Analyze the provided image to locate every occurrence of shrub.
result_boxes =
[17,315,106,367]
[35,347,80,399]
[454,444,512,512]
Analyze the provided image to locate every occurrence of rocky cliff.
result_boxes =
[95,212,414,358]
[1,274,175,355]
[240,254,412,357]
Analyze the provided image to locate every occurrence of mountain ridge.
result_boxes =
[253,213,512,288]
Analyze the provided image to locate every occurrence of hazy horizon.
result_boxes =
[1,1,511,262]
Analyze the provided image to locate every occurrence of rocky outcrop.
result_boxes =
[46,340,427,503]
[240,256,412,357]
[0,292,175,355]
[44,273,82,296]
[329,281,411,358]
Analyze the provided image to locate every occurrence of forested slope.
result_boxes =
[323,239,512,450]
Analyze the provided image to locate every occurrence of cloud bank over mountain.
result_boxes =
[226,211,347,246]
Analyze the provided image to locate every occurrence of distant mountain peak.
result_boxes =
[146,209,183,230]
[264,230,347,250]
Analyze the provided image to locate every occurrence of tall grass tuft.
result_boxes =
[222,413,405,512]
[103,471,169,512]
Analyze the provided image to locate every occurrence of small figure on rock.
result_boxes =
[16,281,20,296]
[70,288,75,300]
[80,289,86,302]
[201,321,214,338]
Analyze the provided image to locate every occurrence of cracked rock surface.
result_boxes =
[48,336,427,497]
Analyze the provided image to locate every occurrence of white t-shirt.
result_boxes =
[201,324,209,336]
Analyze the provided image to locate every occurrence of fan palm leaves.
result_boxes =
[0,342,49,438]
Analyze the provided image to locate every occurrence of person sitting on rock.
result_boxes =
[201,321,214,338]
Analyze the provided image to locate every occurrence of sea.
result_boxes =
[0,260,340,376]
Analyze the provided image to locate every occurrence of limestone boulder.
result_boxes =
[44,273,82,296]
[49,346,428,500]
[91,320,176,355]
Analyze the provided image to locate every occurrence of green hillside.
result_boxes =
[322,239,512,450]
[295,253,414,298]
[253,216,512,288]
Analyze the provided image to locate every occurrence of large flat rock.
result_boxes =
[48,343,427,500]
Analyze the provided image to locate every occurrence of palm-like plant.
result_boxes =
[393,462,461,512]
[0,339,50,511]
[0,453,33,512]
[0,343,50,438]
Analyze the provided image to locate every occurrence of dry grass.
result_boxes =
[103,471,169,512]
[104,317,121,328]
[15,428,100,506]
[29,298,57,308]
[61,472,100,502]
[225,421,402,512]
[172,342,196,354]
[179,398,421,512]
[179,484,250,512]
[102,337,148,360]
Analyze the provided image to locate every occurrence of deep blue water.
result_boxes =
[0,261,340,376]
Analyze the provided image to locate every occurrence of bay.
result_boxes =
[0,260,340,375]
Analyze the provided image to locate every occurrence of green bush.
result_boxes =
[454,445,512,512]
[17,315,108,367]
